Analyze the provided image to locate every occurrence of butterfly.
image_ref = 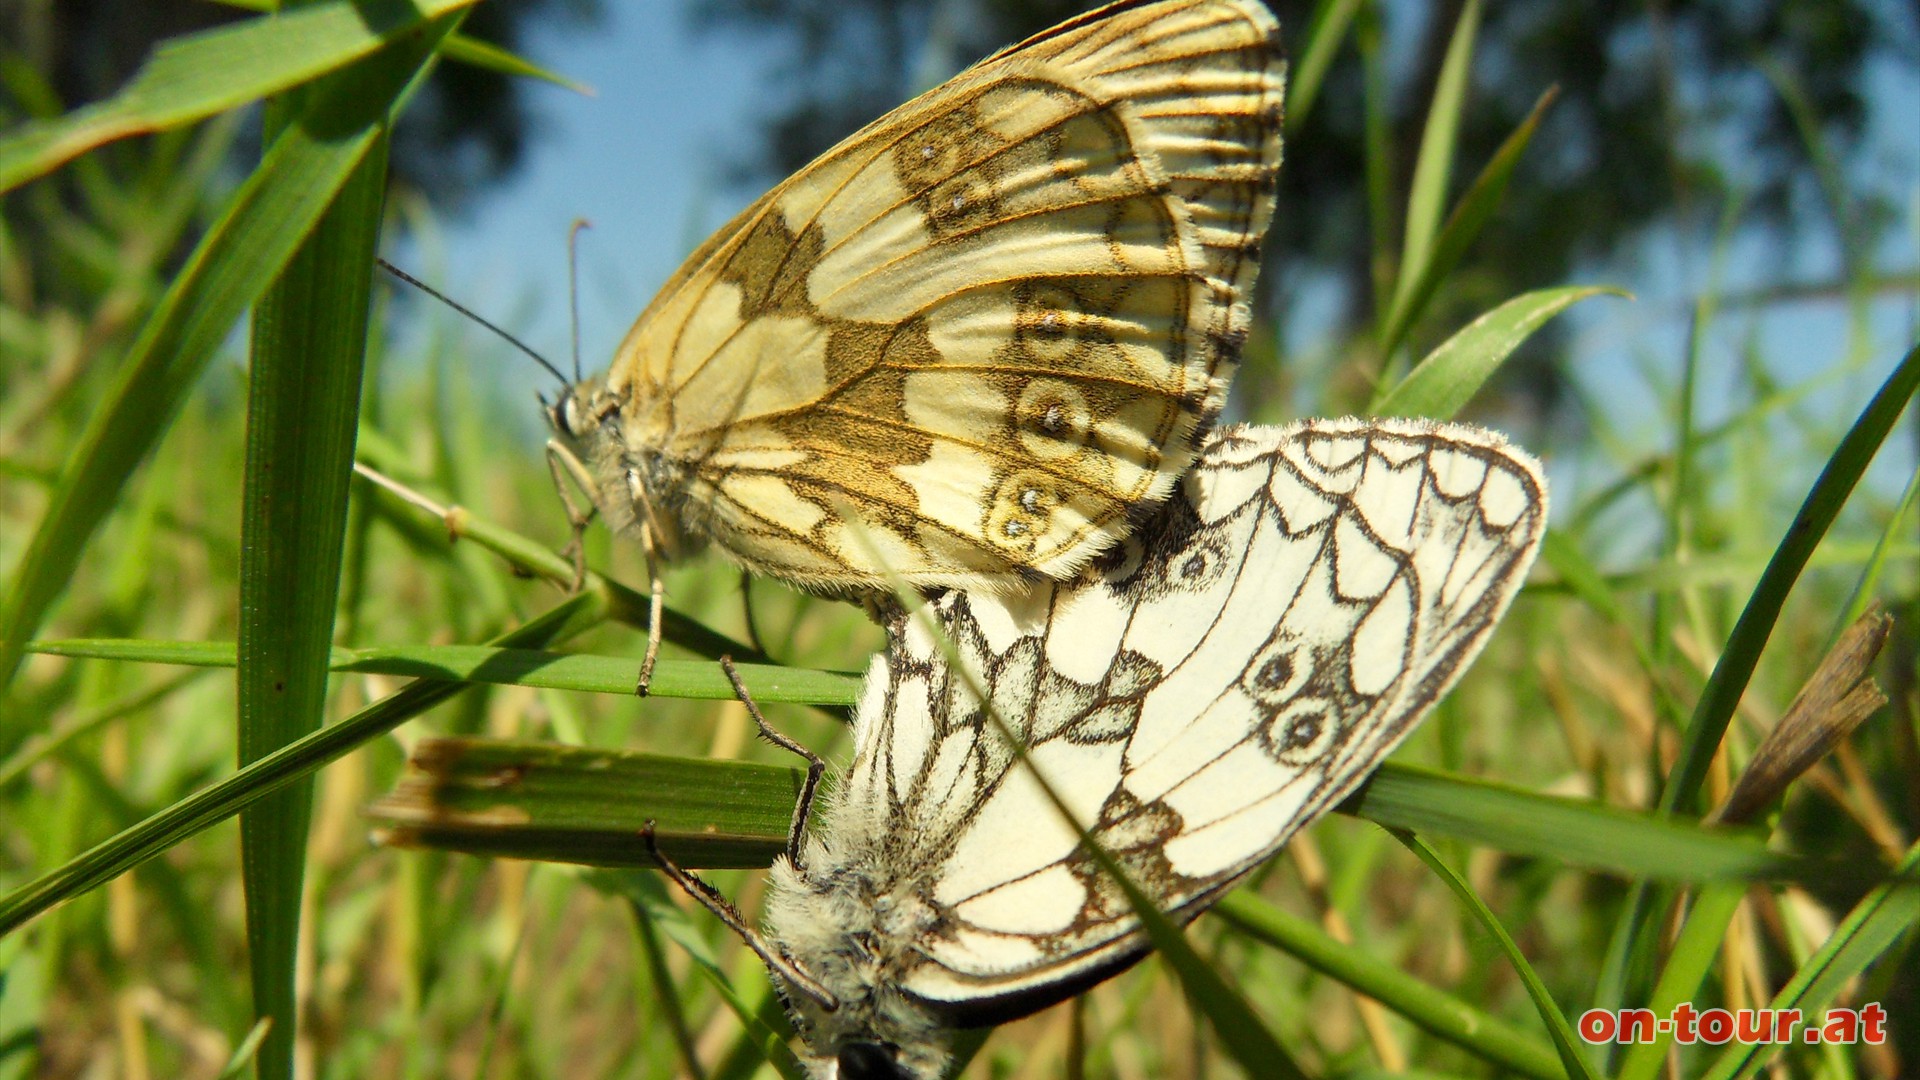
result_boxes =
[546,0,1286,610]
[650,418,1549,1078]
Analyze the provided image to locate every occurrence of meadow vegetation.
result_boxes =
[0,2,1915,1078]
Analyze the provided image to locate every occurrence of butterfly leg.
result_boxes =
[720,656,824,870]
[544,441,598,594]
[640,820,838,1010]
[739,571,770,659]
[635,520,665,696]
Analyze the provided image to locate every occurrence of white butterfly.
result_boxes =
[657,418,1548,1079]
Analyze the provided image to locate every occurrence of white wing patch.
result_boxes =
[765,417,1547,1031]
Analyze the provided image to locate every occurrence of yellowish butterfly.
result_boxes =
[547,0,1286,671]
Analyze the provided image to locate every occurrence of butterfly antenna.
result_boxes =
[375,258,571,390]
[568,218,591,384]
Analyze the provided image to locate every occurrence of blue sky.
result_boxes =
[428,4,774,379]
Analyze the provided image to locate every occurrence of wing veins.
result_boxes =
[716,400,1143,506]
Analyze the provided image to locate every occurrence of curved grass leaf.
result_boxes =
[1376,86,1562,360]
[204,0,588,95]
[0,18,459,696]
[1374,286,1625,420]
[1388,0,1480,338]
[0,0,482,192]
[1395,831,1598,1080]
[1285,0,1361,133]
[438,34,594,96]
[1660,340,1920,815]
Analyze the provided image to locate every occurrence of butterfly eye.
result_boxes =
[548,394,580,438]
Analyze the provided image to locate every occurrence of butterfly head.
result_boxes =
[546,379,616,450]
[763,883,950,1080]
[545,376,698,558]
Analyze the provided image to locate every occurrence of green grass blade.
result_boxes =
[1381,0,1480,348]
[1375,87,1563,360]
[1612,884,1744,1080]
[1213,891,1565,1079]
[204,0,584,92]
[367,738,798,869]
[1394,831,1598,1080]
[438,34,593,96]
[1374,286,1624,419]
[0,18,458,696]
[0,0,482,193]
[1346,763,1810,884]
[364,747,1830,888]
[26,639,863,705]
[1284,0,1361,133]
[0,593,595,940]
[237,42,392,1079]
[1528,541,1920,599]
[1660,340,1920,815]
[1358,4,1394,311]
[214,1019,273,1080]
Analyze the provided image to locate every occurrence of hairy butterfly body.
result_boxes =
[745,418,1548,1078]
[550,0,1286,592]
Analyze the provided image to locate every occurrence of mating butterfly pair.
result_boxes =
[540,2,1546,1077]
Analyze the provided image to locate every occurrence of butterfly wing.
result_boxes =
[604,0,1286,589]
[830,418,1547,1021]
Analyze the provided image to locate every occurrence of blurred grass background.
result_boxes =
[1,1,1916,1078]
